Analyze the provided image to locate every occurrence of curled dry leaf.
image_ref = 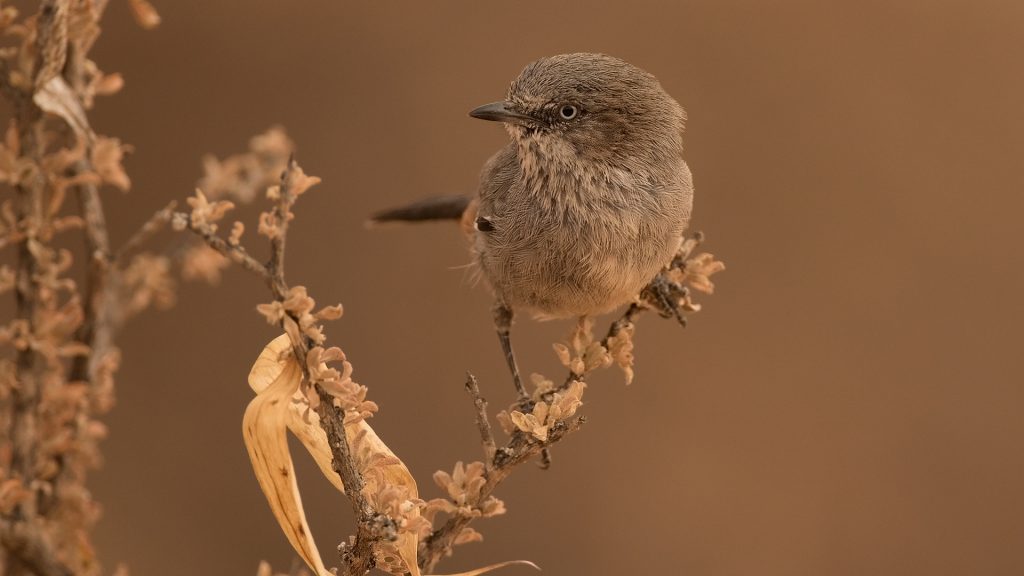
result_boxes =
[244,335,536,576]
[244,335,345,576]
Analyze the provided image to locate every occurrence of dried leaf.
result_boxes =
[243,337,335,576]
[33,76,91,141]
[245,335,534,576]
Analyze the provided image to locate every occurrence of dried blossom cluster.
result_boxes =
[421,460,506,550]
[172,127,298,285]
[179,150,373,424]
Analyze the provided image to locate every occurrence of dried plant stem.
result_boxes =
[180,161,376,576]
[420,414,584,572]
[180,216,271,281]
[465,373,497,467]
[70,173,112,386]
[10,107,43,489]
[113,200,177,265]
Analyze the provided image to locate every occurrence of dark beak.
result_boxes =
[469,101,536,126]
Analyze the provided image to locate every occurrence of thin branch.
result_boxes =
[113,200,177,265]
[70,169,111,386]
[421,300,649,571]
[464,372,497,468]
[177,213,270,281]
[420,415,584,571]
[266,157,293,296]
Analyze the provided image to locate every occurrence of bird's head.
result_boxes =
[470,53,686,173]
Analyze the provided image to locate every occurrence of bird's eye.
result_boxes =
[559,105,578,120]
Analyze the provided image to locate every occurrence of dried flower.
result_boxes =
[198,127,294,203]
[121,254,176,316]
[509,381,586,442]
[494,410,515,435]
[453,527,484,546]
[181,244,229,285]
[187,188,234,232]
[91,136,131,191]
[681,252,726,294]
[228,221,245,245]
[606,322,636,385]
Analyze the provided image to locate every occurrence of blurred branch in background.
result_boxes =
[0,0,164,574]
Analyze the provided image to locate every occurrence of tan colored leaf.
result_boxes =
[246,335,535,576]
[33,76,91,141]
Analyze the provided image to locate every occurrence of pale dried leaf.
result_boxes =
[33,76,91,141]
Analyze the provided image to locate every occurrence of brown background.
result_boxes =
[74,1,1024,574]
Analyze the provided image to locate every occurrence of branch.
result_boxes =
[113,200,176,265]
[179,160,376,576]
[0,520,74,576]
[420,414,584,571]
[464,373,497,467]
[174,213,270,282]
[420,262,700,571]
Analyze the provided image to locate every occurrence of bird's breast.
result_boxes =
[475,167,689,319]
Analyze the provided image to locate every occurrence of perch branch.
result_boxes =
[421,285,658,571]
[420,414,584,571]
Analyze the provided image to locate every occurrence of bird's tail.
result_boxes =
[367,195,472,226]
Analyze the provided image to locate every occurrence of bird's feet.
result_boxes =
[640,272,689,327]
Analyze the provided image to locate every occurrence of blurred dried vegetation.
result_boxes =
[0,2,723,575]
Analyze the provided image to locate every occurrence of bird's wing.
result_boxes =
[461,143,519,239]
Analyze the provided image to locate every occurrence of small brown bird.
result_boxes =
[372,53,693,398]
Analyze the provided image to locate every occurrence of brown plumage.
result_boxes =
[371,53,693,397]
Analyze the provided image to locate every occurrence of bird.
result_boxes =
[371,53,693,400]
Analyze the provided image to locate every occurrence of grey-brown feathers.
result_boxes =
[472,53,693,319]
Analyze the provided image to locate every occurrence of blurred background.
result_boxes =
[79,1,1024,574]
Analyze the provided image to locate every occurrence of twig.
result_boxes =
[266,157,293,296]
[177,214,270,281]
[70,169,111,385]
[464,373,497,467]
[420,415,585,571]
[113,200,177,265]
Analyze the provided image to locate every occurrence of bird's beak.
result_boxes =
[469,101,536,127]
